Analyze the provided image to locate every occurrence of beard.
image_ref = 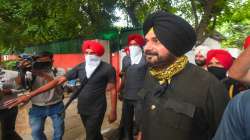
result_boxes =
[195,59,206,67]
[145,50,176,68]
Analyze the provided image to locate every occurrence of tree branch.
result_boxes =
[190,0,198,29]
[125,7,140,27]
[118,0,141,27]
[211,16,217,30]
[196,0,217,44]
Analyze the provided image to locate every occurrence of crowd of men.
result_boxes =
[1,10,250,140]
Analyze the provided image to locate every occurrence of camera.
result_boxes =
[16,54,33,89]
[16,54,33,71]
[17,52,53,89]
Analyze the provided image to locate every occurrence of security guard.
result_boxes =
[119,34,147,140]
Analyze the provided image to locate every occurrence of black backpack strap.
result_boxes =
[62,61,102,112]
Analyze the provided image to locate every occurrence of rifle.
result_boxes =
[62,77,88,112]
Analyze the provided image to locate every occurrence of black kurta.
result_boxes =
[137,63,229,140]
[65,62,116,114]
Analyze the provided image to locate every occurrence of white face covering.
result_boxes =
[85,54,101,79]
[129,45,142,65]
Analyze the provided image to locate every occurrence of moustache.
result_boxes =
[144,51,158,56]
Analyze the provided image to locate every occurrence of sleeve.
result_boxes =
[107,66,116,84]
[64,64,81,81]
[135,96,145,130]
[213,93,246,140]
[205,79,230,138]
[135,87,148,130]
[121,56,130,73]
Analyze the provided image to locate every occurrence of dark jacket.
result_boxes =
[121,56,147,100]
[137,63,229,140]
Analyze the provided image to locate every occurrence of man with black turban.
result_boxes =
[136,11,229,140]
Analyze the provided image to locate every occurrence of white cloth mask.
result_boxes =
[85,54,101,79]
[129,45,142,65]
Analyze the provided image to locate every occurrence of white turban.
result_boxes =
[194,45,210,58]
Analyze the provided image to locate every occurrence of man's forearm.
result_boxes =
[137,132,142,140]
[228,47,250,83]
[29,76,66,97]
[110,88,117,112]
[118,78,125,93]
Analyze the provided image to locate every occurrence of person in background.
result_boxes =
[194,45,210,70]
[5,40,117,140]
[228,36,250,83]
[0,69,22,140]
[206,49,246,98]
[206,49,233,81]
[213,44,250,140]
[124,47,130,56]
[119,47,130,80]
[20,51,65,140]
[136,10,228,140]
[243,35,250,50]
[118,34,147,140]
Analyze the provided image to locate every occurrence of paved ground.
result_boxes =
[15,94,122,140]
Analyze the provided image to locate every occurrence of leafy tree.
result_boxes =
[117,0,174,27]
[0,0,117,51]
[216,0,250,48]
[118,0,247,45]
[166,0,229,45]
[0,0,249,52]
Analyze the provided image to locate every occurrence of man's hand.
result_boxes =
[108,110,117,123]
[19,59,32,69]
[106,82,117,123]
[137,131,142,140]
[4,94,31,109]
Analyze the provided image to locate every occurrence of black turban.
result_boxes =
[143,11,197,56]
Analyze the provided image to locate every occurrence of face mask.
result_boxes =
[129,45,142,57]
[85,54,101,66]
[85,54,101,78]
[195,59,206,67]
[207,66,227,80]
[129,45,142,64]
